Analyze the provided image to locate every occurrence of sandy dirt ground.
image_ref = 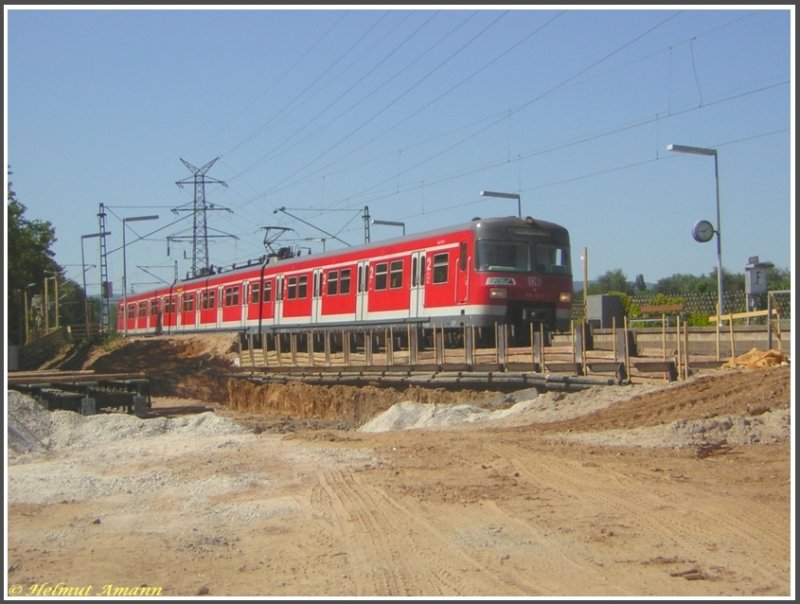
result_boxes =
[5,334,794,598]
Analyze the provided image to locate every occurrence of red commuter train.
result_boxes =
[117,215,573,345]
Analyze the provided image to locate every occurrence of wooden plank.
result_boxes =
[545,362,583,375]
[633,360,677,381]
[708,308,776,322]
[640,304,684,314]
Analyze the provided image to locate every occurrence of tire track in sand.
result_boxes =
[314,466,540,596]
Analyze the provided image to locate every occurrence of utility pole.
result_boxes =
[97,204,111,333]
[363,206,371,243]
[172,157,236,277]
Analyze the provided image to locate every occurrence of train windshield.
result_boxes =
[476,240,571,275]
[533,242,571,275]
[476,241,531,273]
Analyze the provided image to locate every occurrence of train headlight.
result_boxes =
[559,292,572,303]
[489,288,508,299]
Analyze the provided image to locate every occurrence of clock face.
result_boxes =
[692,219,715,243]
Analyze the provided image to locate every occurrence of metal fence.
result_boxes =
[573,290,791,322]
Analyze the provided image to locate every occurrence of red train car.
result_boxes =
[117,216,573,342]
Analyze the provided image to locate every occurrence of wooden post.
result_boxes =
[661,314,667,360]
[728,318,735,360]
[498,324,508,367]
[342,330,351,366]
[386,327,394,366]
[611,315,617,361]
[324,330,331,366]
[465,324,474,367]
[580,320,587,375]
[408,325,417,366]
[262,330,269,368]
[530,323,535,366]
[540,323,546,370]
[623,316,630,379]
[365,330,373,366]
[675,316,681,380]
[248,332,256,368]
[683,320,690,380]
[308,330,314,367]
[570,320,576,364]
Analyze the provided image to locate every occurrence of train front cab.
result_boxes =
[470,216,573,344]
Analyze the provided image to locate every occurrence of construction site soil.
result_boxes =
[6,333,794,598]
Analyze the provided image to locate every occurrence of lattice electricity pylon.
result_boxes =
[97,203,111,333]
[171,157,236,277]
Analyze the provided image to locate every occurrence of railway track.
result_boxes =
[7,370,151,417]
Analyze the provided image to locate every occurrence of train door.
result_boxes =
[456,241,469,303]
[410,251,425,318]
[274,276,283,325]
[312,269,323,324]
[356,261,369,321]
[240,281,248,329]
[216,285,223,330]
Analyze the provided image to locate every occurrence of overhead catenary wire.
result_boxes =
[181,10,784,266]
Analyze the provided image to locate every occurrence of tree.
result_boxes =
[765,266,790,290]
[634,273,647,292]
[7,172,62,344]
[590,268,633,295]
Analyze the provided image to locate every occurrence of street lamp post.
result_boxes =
[667,144,723,327]
[480,190,522,218]
[122,215,159,337]
[81,232,110,336]
[371,219,406,236]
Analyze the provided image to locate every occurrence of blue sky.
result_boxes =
[5,5,794,299]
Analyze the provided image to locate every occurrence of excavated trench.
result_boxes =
[81,335,507,429]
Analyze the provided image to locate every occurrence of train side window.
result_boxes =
[182,294,195,312]
[138,302,147,317]
[375,262,388,291]
[459,242,467,271]
[165,296,176,314]
[224,285,240,306]
[263,280,272,303]
[340,268,351,294]
[201,290,215,310]
[127,304,136,320]
[287,276,297,300]
[327,270,339,295]
[249,281,261,304]
[390,260,403,288]
[298,275,308,299]
[432,252,449,284]
[150,299,159,315]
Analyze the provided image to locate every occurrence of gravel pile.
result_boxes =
[357,384,790,447]
[358,384,663,433]
[7,390,251,462]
